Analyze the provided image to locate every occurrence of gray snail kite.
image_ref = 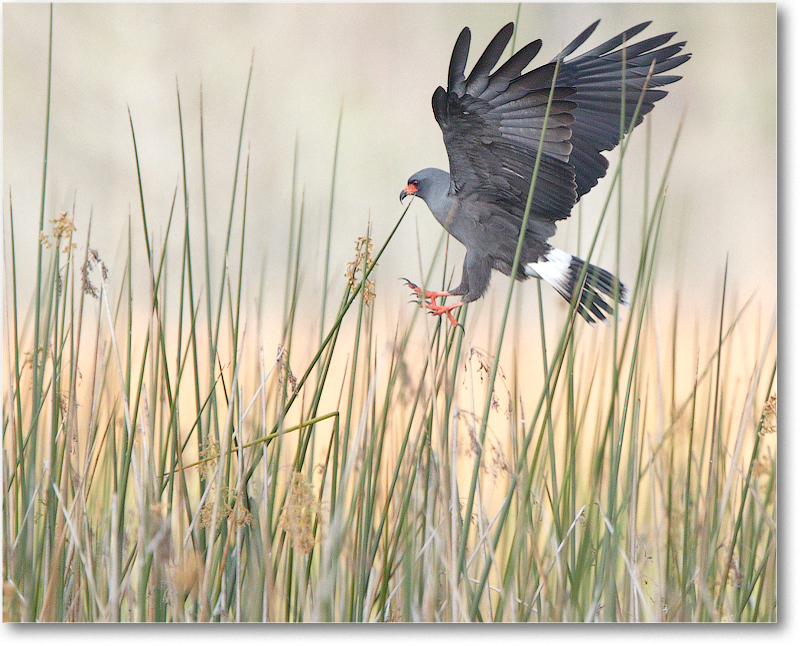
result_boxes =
[400,20,689,326]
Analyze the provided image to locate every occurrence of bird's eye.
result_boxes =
[410,180,419,187]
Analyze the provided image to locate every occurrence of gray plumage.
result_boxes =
[401,21,690,324]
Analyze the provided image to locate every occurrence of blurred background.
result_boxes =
[4,2,776,334]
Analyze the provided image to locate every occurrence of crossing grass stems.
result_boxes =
[3,10,776,622]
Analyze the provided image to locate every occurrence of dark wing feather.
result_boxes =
[447,28,471,95]
[464,23,514,96]
[556,20,601,58]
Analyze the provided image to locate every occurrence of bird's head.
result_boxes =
[399,167,450,204]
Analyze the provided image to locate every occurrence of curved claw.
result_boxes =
[402,280,453,302]
[403,279,427,306]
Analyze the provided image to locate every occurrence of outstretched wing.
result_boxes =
[434,21,690,229]
[550,21,690,197]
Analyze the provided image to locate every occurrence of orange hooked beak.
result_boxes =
[399,183,418,202]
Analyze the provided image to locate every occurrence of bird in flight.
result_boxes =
[400,20,690,327]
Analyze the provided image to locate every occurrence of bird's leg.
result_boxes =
[402,279,463,327]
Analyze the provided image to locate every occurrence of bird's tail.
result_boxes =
[525,248,630,325]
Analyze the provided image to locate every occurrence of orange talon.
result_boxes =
[403,279,463,328]
[425,300,464,328]
[403,279,449,304]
